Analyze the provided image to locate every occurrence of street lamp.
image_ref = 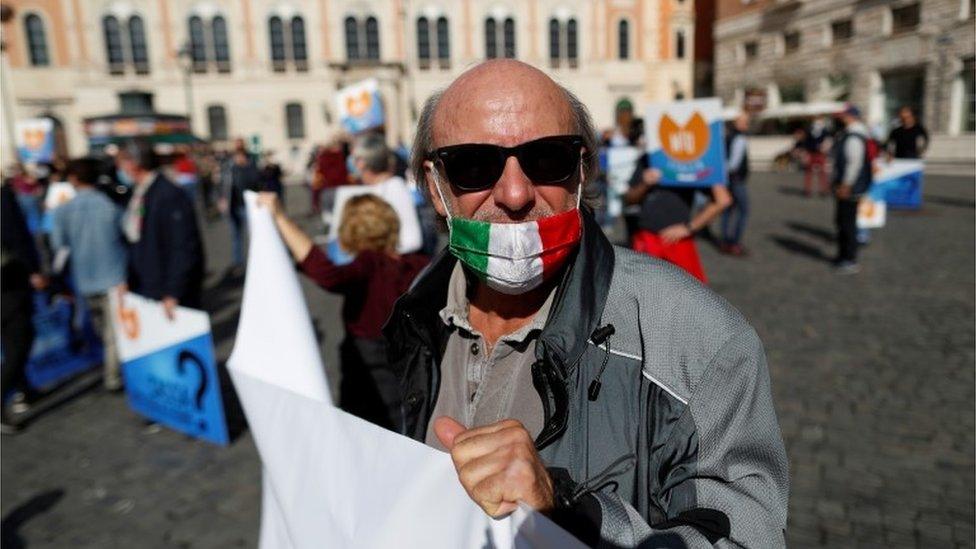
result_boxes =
[176,42,195,132]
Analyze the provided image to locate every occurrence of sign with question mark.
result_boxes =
[110,290,229,445]
[645,98,728,187]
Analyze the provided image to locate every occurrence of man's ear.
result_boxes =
[424,160,448,218]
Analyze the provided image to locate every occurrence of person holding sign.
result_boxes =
[393,60,788,547]
[622,160,731,283]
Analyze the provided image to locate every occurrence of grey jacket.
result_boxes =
[385,209,789,548]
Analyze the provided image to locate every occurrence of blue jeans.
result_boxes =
[228,205,247,267]
[721,182,750,245]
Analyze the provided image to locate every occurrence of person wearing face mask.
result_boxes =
[386,60,788,548]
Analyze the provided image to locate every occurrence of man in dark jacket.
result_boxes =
[831,104,873,275]
[117,141,205,317]
[389,60,788,547]
[220,147,261,274]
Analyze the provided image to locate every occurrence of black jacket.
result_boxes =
[385,209,789,547]
[128,174,205,307]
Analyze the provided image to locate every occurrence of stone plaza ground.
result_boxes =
[2,171,973,548]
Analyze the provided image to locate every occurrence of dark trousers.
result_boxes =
[835,198,859,263]
[721,182,750,245]
[1,296,34,405]
[339,336,400,430]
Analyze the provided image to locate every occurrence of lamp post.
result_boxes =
[176,42,195,133]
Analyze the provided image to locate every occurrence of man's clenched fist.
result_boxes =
[433,417,554,518]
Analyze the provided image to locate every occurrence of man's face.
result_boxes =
[233,152,247,165]
[900,109,914,126]
[116,156,139,182]
[425,73,579,224]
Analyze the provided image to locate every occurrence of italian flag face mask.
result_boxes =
[430,168,583,295]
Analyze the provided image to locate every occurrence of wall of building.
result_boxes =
[1,0,697,172]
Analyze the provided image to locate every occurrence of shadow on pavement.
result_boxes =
[776,185,810,197]
[1,489,65,549]
[769,235,830,263]
[785,221,835,242]
[15,372,102,428]
[923,194,976,209]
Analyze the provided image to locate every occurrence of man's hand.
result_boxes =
[217,198,229,215]
[256,192,283,218]
[434,417,554,518]
[29,273,47,291]
[641,168,662,188]
[659,223,692,244]
[162,296,178,321]
[835,185,852,200]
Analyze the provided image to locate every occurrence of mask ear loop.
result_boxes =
[425,160,453,223]
[576,153,585,209]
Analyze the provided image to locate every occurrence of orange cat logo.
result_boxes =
[115,290,140,340]
[659,112,710,162]
[346,91,372,118]
[22,128,46,150]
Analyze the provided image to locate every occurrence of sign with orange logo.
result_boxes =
[336,78,385,133]
[15,118,55,163]
[646,98,727,187]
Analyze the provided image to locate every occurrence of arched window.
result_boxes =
[269,16,286,70]
[212,16,230,72]
[503,17,516,58]
[618,20,630,60]
[416,17,430,66]
[675,30,686,59]
[103,15,125,72]
[484,18,497,58]
[285,102,305,139]
[129,16,149,73]
[548,19,560,67]
[189,16,208,70]
[207,105,228,141]
[291,17,307,70]
[365,16,380,60]
[345,17,359,60]
[567,18,578,67]
[436,17,450,66]
[24,14,50,66]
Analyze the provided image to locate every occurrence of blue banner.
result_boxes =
[122,333,229,445]
[645,98,727,187]
[16,118,55,164]
[25,295,102,391]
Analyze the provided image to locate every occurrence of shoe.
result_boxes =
[8,391,30,415]
[719,243,733,254]
[729,245,749,257]
[833,261,861,275]
[0,421,21,435]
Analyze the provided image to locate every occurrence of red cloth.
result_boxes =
[173,155,197,175]
[316,149,349,189]
[299,246,429,339]
[631,229,708,284]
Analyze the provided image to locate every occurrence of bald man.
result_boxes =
[385,60,788,547]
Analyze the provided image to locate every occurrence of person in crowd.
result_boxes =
[801,116,831,196]
[8,163,43,233]
[394,59,787,546]
[116,140,205,317]
[50,157,128,391]
[831,104,874,274]
[602,98,645,241]
[196,148,220,219]
[1,181,46,433]
[221,147,261,275]
[172,146,199,204]
[261,151,285,200]
[885,106,929,160]
[258,192,429,429]
[313,136,351,219]
[721,113,751,256]
[623,158,732,283]
[330,134,423,255]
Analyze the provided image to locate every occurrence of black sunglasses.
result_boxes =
[428,134,584,192]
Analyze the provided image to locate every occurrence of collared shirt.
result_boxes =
[50,188,128,296]
[424,264,553,451]
[123,170,157,243]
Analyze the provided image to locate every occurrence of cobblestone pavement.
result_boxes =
[2,172,973,548]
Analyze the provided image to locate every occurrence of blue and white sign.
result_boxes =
[25,294,102,391]
[337,79,385,134]
[111,291,229,445]
[874,159,924,210]
[16,118,55,164]
[645,98,727,187]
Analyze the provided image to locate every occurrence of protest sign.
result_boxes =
[337,79,385,134]
[857,187,887,229]
[16,118,55,164]
[111,291,229,445]
[230,192,584,548]
[874,159,924,210]
[25,294,102,391]
[605,146,642,219]
[645,98,727,186]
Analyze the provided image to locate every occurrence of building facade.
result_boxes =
[713,0,975,135]
[0,0,697,167]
